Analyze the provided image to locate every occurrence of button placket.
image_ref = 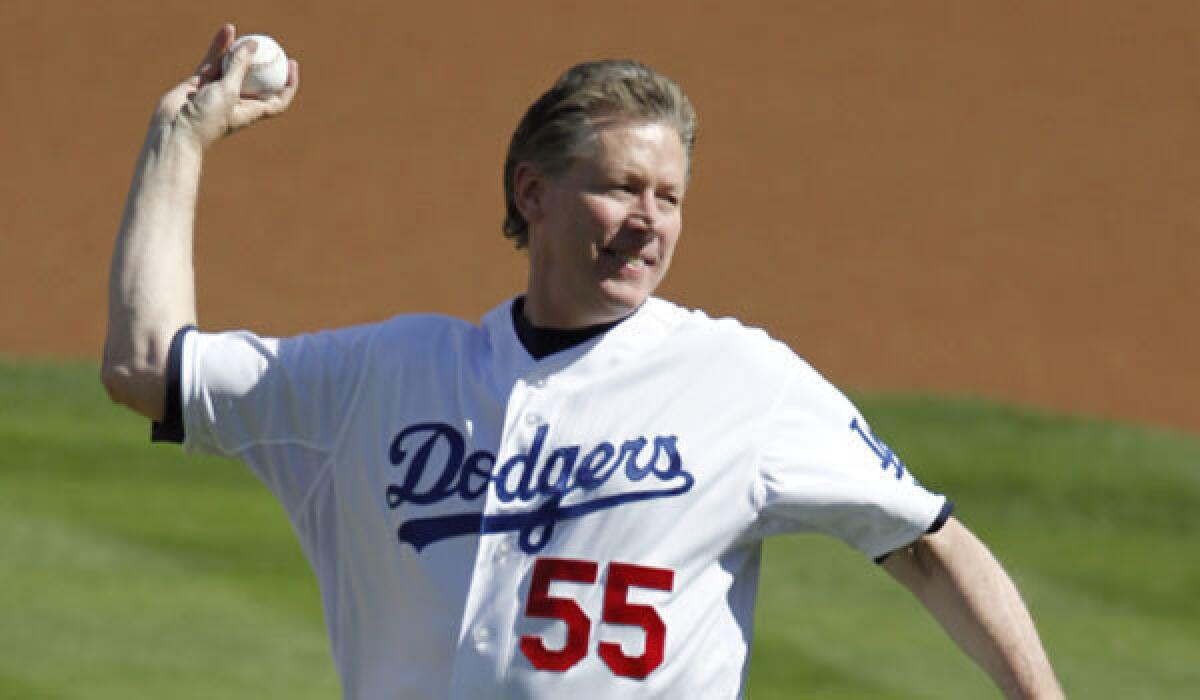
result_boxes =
[494,537,512,565]
[527,373,547,421]
[472,624,491,650]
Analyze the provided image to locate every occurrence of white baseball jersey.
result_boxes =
[175,296,950,699]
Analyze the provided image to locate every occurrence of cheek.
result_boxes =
[659,215,683,255]
[582,196,626,230]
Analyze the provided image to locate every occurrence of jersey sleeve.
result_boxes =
[753,360,951,561]
[178,325,374,511]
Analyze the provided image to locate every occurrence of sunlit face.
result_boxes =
[520,120,687,329]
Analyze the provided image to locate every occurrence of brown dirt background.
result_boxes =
[2,1,1197,433]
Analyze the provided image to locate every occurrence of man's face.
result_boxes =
[522,120,687,328]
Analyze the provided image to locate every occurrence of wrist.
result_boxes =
[143,118,205,162]
[136,119,205,186]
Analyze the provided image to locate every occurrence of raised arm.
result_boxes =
[882,516,1064,699]
[101,24,298,420]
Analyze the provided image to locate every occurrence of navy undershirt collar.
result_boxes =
[511,297,629,360]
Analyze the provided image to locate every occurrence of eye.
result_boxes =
[657,192,680,208]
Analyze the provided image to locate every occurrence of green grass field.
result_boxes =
[2,359,1197,698]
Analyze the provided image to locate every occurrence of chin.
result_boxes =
[598,282,653,317]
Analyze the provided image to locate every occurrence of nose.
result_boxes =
[627,191,657,232]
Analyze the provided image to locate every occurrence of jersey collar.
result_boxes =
[481,296,683,385]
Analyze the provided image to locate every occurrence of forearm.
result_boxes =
[102,121,202,420]
[883,518,1064,699]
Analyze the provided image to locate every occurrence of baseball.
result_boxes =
[223,33,289,97]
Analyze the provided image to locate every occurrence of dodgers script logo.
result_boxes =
[385,422,694,554]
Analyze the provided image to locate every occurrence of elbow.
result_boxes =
[99,356,165,421]
[882,537,937,595]
[101,326,177,420]
[882,517,965,593]
[99,362,120,404]
[100,338,132,405]
[99,361,133,406]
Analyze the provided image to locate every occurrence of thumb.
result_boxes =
[221,39,259,92]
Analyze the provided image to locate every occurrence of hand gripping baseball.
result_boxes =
[155,24,299,150]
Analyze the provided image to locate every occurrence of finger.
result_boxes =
[271,59,301,110]
[232,60,300,122]
[241,58,300,101]
[194,23,235,78]
[285,58,298,88]
[153,75,203,121]
[220,38,259,96]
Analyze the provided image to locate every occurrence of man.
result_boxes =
[103,24,1064,699]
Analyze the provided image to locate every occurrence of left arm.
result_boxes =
[882,516,1064,699]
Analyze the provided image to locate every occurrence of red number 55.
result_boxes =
[519,557,674,679]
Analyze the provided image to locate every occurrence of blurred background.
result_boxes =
[2,0,1197,432]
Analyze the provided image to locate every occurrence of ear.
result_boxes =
[512,162,546,226]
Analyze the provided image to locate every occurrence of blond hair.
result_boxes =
[502,60,698,248]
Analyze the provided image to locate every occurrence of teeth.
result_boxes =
[604,248,646,267]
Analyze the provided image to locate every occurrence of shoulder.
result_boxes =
[341,312,488,368]
[372,312,481,342]
[642,297,797,364]
[642,297,849,401]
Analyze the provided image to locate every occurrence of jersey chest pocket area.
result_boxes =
[519,556,674,680]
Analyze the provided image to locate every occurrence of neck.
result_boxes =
[523,272,631,329]
[522,294,622,330]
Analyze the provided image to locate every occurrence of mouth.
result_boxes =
[600,246,652,269]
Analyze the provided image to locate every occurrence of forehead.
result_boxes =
[576,120,688,183]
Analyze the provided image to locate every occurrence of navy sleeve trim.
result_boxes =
[873,499,956,565]
[150,325,196,444]
[925,499,955,535]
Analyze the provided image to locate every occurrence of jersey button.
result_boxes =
[525,413,541,426]
[472,625,491,649]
